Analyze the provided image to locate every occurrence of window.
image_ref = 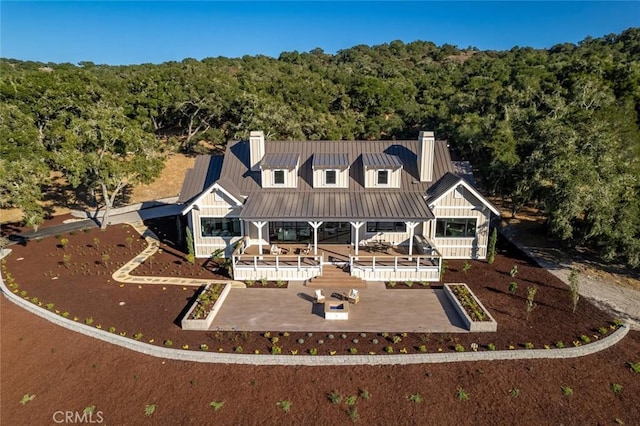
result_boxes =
[435,218,477,238]
[366,222,406,233]
[269,222,312,243]
[200,218,242,237]
[273,170,285,185]
[377,170,389,185]
[324,170,337,185]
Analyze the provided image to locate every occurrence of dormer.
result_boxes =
[259,153,300,188]
[312,153,350,188]
[362,153,402,188]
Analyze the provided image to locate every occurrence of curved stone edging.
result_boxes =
[111,221,244,287]
[1,255,630,365]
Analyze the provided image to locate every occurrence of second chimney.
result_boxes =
[249,130,265,172]
[417,131,435,182]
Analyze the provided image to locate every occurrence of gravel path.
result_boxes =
[502,228,640,330]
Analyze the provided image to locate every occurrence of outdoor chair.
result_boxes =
[270,244,283,255]
[348,289,360,304]
[301,243,311,255]
[315,289,325,303]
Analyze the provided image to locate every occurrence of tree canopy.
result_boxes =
[1,28,639,266]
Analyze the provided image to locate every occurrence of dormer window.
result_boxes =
[325,170,337,185]
[273,170,285,185]
[260,152,299,188]
[377,170,389,185]
[312,153,350,188]
[362,153,402,188]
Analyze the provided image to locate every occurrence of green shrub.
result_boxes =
[328,391,342,404]
[487,228,497,265]
[487,343,496,351]
[508,281,518,294]
[456,387,469,401]
[561,386,573,396]
[454,343,465,352]
[408,393,423,403]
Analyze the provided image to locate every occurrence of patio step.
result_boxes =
[306,266,367,288]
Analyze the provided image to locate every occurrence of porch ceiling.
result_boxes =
[239,191,434,222]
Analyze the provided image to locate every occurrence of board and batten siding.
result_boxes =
[312,168,349,188]
[261,168,298,188]
[190,189,243,258]
[363,167,401,188]
[430,186,491,259]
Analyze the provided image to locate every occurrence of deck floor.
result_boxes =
[210,282,467,333]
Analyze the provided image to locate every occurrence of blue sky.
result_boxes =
[1,1,638,65]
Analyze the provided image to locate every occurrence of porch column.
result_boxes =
[405,221,419,258]
[252,221,267,255]
[308,221,323,256]
[349,221,364,256]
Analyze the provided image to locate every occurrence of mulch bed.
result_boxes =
[2,215,639,424]
[3,218,616,355]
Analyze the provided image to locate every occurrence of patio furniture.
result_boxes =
[347,289,360,304]
[270,244,283,255]
[315,289,325,303]
[301,243,311,255]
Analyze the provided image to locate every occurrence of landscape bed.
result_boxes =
[0,216,617,356]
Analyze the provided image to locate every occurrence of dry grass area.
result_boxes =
[0,154,196,224]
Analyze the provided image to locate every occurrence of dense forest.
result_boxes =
[1,29,639,267]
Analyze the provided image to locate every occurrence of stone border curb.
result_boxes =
[111,221,244,287]
[1,248,630,365]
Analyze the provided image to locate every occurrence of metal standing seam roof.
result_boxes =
[259,152,300,169]
[426,172,463,203]
[179,137,461,220]
[177,155,224,204]
[361,152,403,169]
[239,191,435,221]
[312,153,350,169]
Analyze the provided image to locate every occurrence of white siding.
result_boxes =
[189,189,243,258]
[261,168,298,188]
[363,167,401,188]
[312,168,349,188]
[430,186,491,260]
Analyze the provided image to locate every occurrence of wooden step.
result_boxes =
[305,266,367,288]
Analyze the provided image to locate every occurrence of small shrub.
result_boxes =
[344,395,357,406]
[347,407,359,423]
[628,361,640,373]
[524,342,534,349]
[525,286,537,320]
[209,401,224,411]
[271,345,282,355]
[45,303,54,310]
[598,326,609,335]
[456,387,469,401]
[509,388,520,398]
[408,393,423,403]
[200,344,209,351]
[20,394,36,405]
[509,264,518,278]
[405,280,413,288]
[392,335,402,344]
[454,343,465,352]
[234,346,243,353]
[144,404,157,416]
[580,334,591,344]
[487,227,497,264]
[328,391,342,404]
[508,281,518,294]
[276,279,285,288]
[359,389,371,400]
[133,333,143,341]
[163,340,173,347]
[555,341,565,348]
[419,345,427,353]
[260,278,268,286]
[61,312,69,318]
[384,346,394,353]
[611,383,623,394]
[487,343,496,351]
[276,400,292,413]
[349,348,357,354]
[462,261,471,274]
[568,268,580,313]
[246,280,255,287]
[561,386,573,396]
[388,281,396,288]
[108,327,116,334]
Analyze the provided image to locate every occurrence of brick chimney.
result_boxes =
[249,130,265,172]
[417,131,435,182]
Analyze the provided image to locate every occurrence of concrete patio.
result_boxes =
[209,282,468,333]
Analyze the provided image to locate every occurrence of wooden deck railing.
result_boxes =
[349,249,442,273]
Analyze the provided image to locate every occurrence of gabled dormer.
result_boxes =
[362,153,402,188]
[260,153,300,188]
[312,153,350,188]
